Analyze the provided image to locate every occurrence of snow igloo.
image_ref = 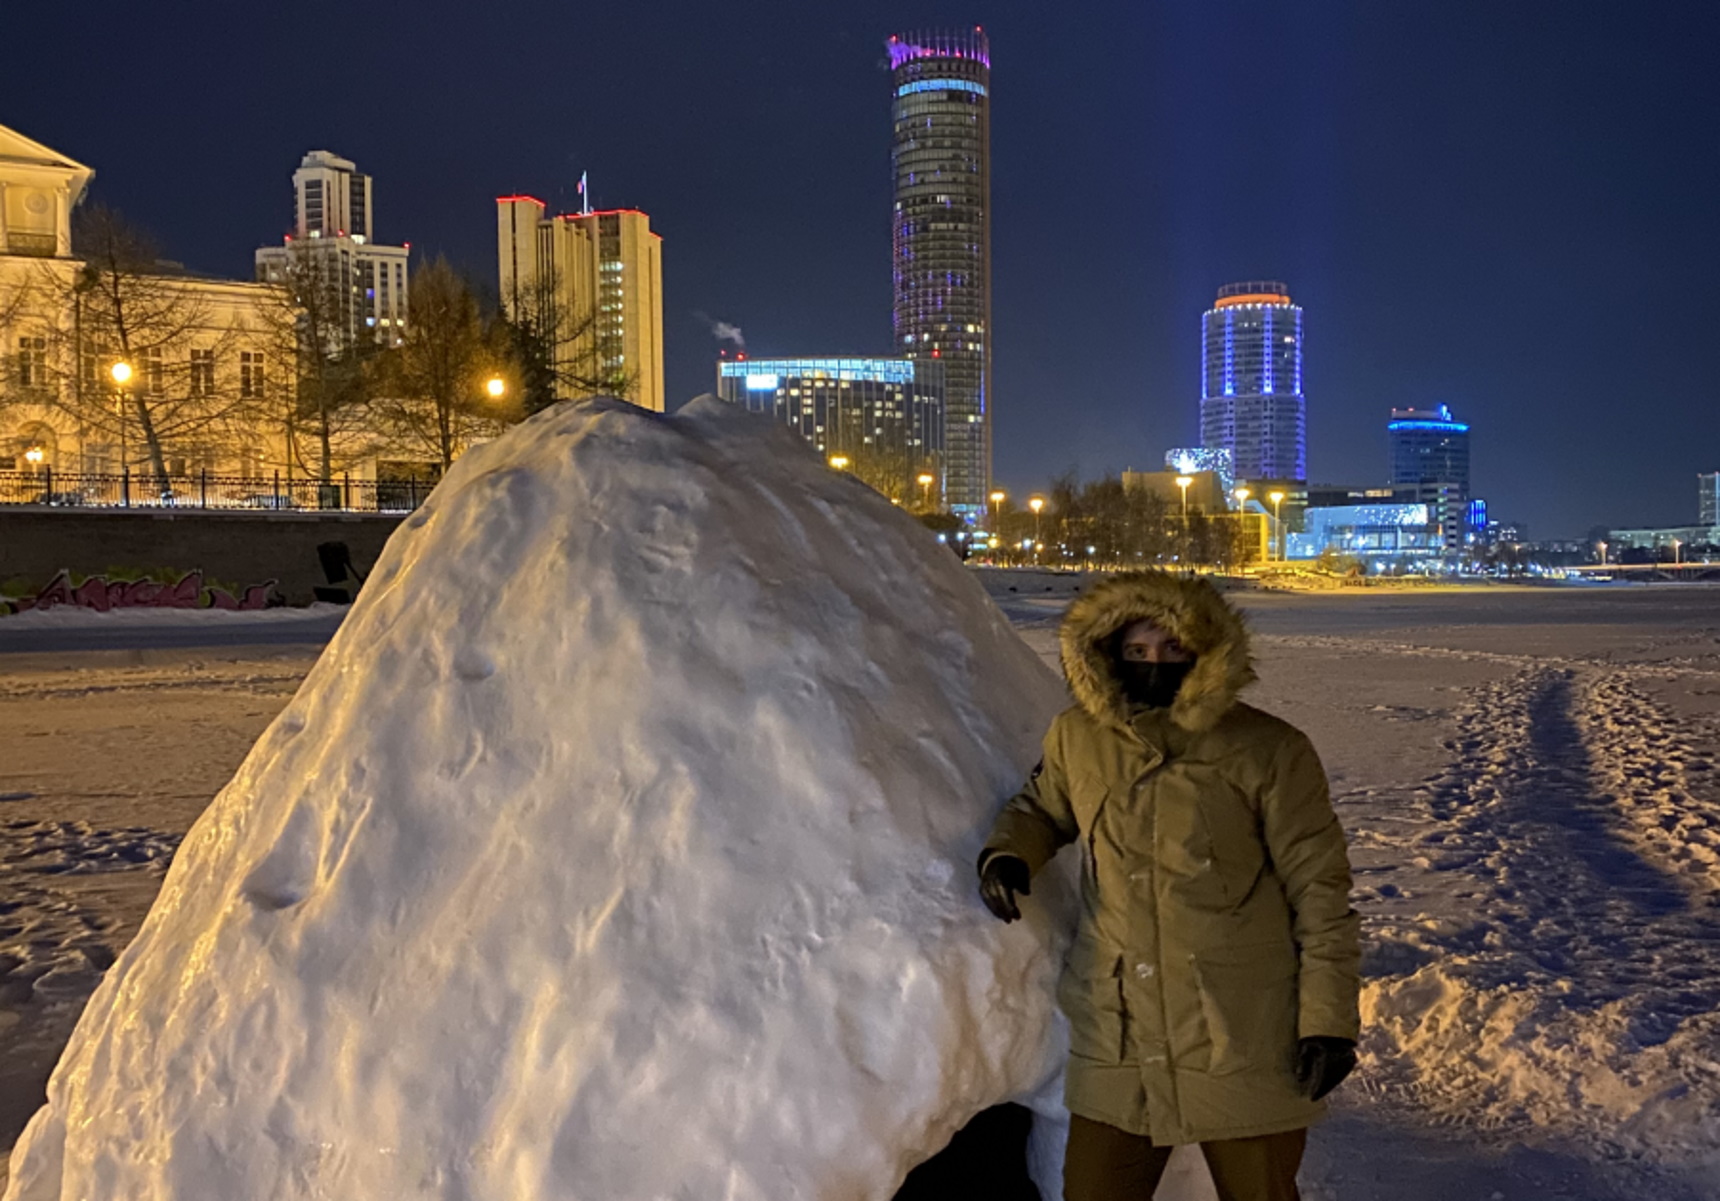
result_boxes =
[5,397,1080,1200]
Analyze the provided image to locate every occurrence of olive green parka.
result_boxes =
[984,572,1360,1145]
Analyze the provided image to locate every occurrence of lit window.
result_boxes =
[189,349,215,397]
[239,351,265,399]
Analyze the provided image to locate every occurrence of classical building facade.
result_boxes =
[1,122,447,497]
[0,123,289,482]
[497,198,665,412]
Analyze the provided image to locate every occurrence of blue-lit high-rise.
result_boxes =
[890,28,991,515]
[1389,404,1471,551]
[1199,281,1306,483]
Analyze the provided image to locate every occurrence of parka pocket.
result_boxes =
[1193,943,1298,1077]
[1057,948,1127,1065]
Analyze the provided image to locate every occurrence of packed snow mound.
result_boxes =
[4,397,1075,1201]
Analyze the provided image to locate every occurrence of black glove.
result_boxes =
[978,854,1032,923]
[1295,1036,1357,1101]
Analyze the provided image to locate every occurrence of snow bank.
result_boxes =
[3,397,1075,1201]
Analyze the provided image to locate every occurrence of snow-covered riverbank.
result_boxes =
[5,584,1720,1197]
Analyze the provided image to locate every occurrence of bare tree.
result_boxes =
[497,266,632,413]
[46,205,255,491]
[0,263,44,406]
[372,257,517,469]
[258,240,374,482]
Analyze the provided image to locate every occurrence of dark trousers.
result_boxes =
[1063,1113,1306,1201]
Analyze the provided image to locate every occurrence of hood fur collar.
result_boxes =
[1058,572,1256,734]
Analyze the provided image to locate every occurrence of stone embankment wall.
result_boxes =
[0,507,406,606]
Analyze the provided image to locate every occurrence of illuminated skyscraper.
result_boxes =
[496,198,664,412]
[714,356,944,503]
[255,150,411,350]
[1199,281,1306,483]
[889,27,991,515]
[1389,403,1471,551]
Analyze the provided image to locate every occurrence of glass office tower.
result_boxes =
[1199,281,1307,483]
[715,357,945,505]
[889,28,991,516]
[1388,404,1471,552]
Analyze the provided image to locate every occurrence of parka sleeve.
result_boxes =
[981,717,1079,877]
[1262,729,1362,1041]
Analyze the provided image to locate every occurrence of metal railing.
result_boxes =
[0,468,431,513]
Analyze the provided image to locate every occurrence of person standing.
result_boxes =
[979,572,1360,1201]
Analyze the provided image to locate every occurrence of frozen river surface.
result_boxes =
[4,580,1720,1198]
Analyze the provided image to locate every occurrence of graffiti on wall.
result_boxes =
[2,570,278,615]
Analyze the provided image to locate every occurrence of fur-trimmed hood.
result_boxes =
[1059,572,1256,733]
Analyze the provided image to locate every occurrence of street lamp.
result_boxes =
[916,472,935,510]
[110,361,133,488]
[828,454,850,471]
[485,376,506,400]
[1028,495,1045,563]
[1597,539,1608,566]
[1269,491,1286,563]
[23,446,44,469]
[1234,487,1259,564]
[1672,538,1683,566]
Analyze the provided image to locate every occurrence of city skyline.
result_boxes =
[5,1,1717,537]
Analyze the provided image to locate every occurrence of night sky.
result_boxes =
[6,1,1717,537]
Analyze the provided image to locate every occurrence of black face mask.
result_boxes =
[1118,659,1195,709]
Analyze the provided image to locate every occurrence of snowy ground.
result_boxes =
[5,581,1720,1198]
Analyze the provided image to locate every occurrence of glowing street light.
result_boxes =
[1672,538,1683,566]
[916,472,935,509]
[1175,475,1193,521]
[1597,539,1608,566]
[1028,495,1046,564]
[485,376,506,400]
[110,361,134,484]
[828,454,850,471]
[23,446,45,467]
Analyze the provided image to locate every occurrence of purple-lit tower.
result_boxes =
[1199,281,1307,483]
[890,28,992,515]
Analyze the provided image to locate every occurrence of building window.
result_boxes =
[189,349,215,397]
[144,346,165,396]
[240,351,265,399]
[79,342,109,389]
[16,336,47,387]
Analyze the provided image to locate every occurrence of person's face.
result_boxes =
[1119,620,1193,664]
